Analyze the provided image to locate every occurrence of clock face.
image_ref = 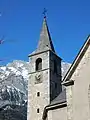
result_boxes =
[35,73,42,84]
[35,74,41,81]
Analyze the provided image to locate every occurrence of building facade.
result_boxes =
[27,16,90,120]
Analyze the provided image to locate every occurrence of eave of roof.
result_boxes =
[42,101,67,120]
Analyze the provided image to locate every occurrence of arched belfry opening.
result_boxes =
[36,58,42,71]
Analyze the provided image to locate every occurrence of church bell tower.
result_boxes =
[27,16,62,120]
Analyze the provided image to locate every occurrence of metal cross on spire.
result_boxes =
[42,8,47,18]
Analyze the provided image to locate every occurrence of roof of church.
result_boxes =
[62,35,90,84]
[37,17,55,53]
[50,89,66,105]
[29,17,55,56]
[42,89,67,119]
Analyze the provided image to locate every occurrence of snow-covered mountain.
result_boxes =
[61,62,71,79]
[0,60,29,108]
[0,60,70,120]
[0,60,30,120]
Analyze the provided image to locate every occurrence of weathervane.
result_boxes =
[42,8,47,18]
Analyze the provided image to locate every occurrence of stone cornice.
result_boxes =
[62,80,74,86]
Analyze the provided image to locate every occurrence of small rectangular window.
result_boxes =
[37,108,39,113]
[37,92,40,97]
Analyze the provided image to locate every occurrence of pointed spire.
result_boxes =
[37,16,55,53]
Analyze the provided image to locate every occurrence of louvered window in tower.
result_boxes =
[54,60,57,73]
[36,58,42,71]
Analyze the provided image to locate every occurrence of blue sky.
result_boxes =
[0,0,90,65]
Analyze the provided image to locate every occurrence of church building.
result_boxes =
[27,15,90,120]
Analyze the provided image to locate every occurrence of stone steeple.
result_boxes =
[28,16,62,120]
[37,17,55,53]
